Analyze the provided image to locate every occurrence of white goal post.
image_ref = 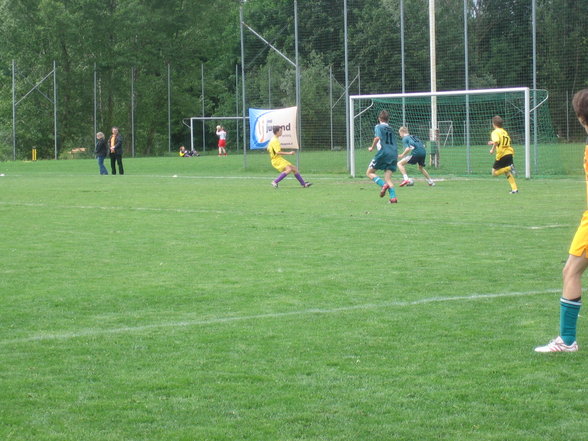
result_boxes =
[348,87,532,178]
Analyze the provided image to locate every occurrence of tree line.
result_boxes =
[0,0,586,160]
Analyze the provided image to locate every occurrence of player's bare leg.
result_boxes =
[397,158,412,187]
[418,165,435,186]
[563,253,588,300]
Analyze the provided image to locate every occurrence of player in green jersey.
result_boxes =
[397,126,435,187]
[366,110,398,203]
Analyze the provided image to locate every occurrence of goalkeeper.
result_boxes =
[397,126,435,187]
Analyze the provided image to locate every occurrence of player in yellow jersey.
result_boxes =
[535,89,588,353]
[267,126,311,188]
[487,116,518,193]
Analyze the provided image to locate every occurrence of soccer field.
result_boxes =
[1,156,586,441]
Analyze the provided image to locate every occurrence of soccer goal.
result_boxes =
[349,87,556,178]
[182,116,248,154]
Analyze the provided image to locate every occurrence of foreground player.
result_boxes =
[397,126,435,186]
[535,89,588,353]
[488,116,518,193]
[267,126,311,188]
[216,125,227,156]
[366,110,398,203]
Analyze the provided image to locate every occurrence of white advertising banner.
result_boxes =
[248,106,299,150]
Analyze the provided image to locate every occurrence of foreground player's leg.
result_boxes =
[559,297,582,346]
[535,254,587,353]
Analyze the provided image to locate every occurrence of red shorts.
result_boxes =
[218,140,226,148]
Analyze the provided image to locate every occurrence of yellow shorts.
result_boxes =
[271,157,292,173]
[569,210,588,256]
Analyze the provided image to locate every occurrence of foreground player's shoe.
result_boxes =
[388,197,398,204]
[271,181,278,189]
[304,182,312,188]
[428,181,436,187]
[399,180,411,187]
[510,190,519,194]
[534,336,578,353]
[379,184,390,197]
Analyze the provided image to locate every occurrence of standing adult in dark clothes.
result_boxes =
[109,127,124,175]
[94,132,108,175]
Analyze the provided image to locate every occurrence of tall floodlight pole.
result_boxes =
[294,0,301,167]
[201,63,205,152]
[400,0,406,125]
[240,3,248,167]
[329,65,334,151]
[464,0,471,173]
[168,63,171,152]
[12,60,16,160]
[429,0,438,167]
[131,67,135,158]
[532,0,538,173]
[53,60,58,160]
[236,64,240,152]
[94,63,97,146]
[344,0,350,171]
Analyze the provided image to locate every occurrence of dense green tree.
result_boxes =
[1,0,588,160]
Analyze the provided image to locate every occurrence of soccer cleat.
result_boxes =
[399,180,411,187]
[428,181,436,186]
[509,190,519,194]
[534,336,578,353]
[271,181,278,189]
[304,182,312,188]
[379,184,390,197]
[388,197,398,204]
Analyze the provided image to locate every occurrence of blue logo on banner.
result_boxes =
[249,108,274,150]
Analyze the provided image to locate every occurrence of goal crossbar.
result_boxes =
[349,87,531,178]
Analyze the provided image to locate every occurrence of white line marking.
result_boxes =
[0,289,559,346]
[0,201,576,230]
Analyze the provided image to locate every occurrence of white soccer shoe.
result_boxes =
[534,336,578,353]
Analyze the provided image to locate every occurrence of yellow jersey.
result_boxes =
[568,142,588,256]
[267,136,281,160]
[491,127,514,160]
[584,143,588,205]
[267,135,292,172]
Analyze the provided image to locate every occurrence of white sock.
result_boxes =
[403,174,408,180]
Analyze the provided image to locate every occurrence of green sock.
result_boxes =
[560,297,581,345]
[373,177,385,187]
[388,186,396,198]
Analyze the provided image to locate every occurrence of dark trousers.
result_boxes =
[110,154,124,175]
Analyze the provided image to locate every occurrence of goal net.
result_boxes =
[349,88,557,178]
[183,116,246,155]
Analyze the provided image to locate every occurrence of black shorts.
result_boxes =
[408,154,426,167]
[493,154,514,170]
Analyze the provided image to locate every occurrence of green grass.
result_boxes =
[1,156,587,440]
